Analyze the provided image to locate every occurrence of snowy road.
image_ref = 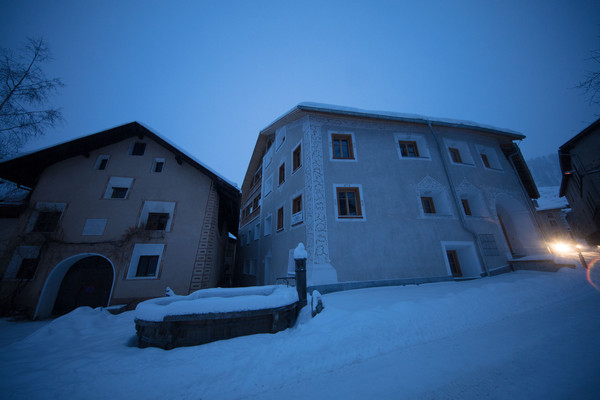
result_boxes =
[1,265,599,399]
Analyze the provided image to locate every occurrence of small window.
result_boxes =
[292,195,303,226]
[421,196,436,214]
[33,211,62,232]
[136,255,159,277]
[399,141,419,158]
[461,199,472,216]
[448,147,462,163]
[293,144,302,171]
[264,215,272,236]
[145,213,170,230]
[480,153,491,169]
[277,206,284,231]
[332,134,354,159]
[16,258,39,280]
[279,162,286,185]
[153,158,164,173]
[131,142,146,156]
[95,155,109,170]
[111,187,128,199]
[254,223,261,240]
[446,250,463,277]
[336,187,362,218]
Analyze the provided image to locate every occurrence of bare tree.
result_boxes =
[577,49,600,107]
[0,38,64,159]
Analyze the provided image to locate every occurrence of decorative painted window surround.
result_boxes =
[333,184,366,221]
[328,131,357,162]
[103,176,134,199]
[416,176,453,218]
[27,202,66,233]
[292,140,302,173]
[127,243,164,279]
[95,155,110,170]
[444,138,474,167]
[475,144,503,171]
[394,133,431,160]
[138,201,175,232]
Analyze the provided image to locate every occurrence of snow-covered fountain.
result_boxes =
[134,243,321,349]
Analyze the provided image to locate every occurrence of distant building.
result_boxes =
[0,122,239,318]
[237,103,548,289]
[534,186,571,243]
[559,118,600,245]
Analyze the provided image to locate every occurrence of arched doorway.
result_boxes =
[34,254,115,319]
[495,193,544,257]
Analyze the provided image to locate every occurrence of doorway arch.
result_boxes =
[34,254,115,319]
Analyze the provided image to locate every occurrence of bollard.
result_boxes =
[294,243,308,308]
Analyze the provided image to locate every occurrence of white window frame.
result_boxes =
[333,184,367,222]
[264,175,273,197]
[329,131,358,162]
[138,201,176,232]
[103,176,134,199]
[152,158,165,173]
[94,155,110,170]
[3,246,41,280]
[275,126,286,151]
[264,214,272,236]
[291,139,303,174]
[475,144,503,171]
[254,222,261,240]
[126,243,164,279]
[394,133,431,160]
[291,192,304,226]
[26,202,66,233]
[444,139,474,166]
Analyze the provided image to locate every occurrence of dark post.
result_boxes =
[294,243,307,308]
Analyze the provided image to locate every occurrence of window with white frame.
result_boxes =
[264,175,273,197]
[127,244,164,278]
[130,141,146,156]
[103,177,134,199]
[458,192,488,217]
[264,214,272,236]
[330,132,356,161]
[475,145,502,170]
[291,194,303,226]
[82,218,107,236]
[444,139,474,166]
[416,177,452,217]
[395,133,431,160]
[138,201,175,231]
[254,222,261,240]
[334,184,365,220]
[152,158,165,173]
[95,155,110,170]
[3,246,41,280]
[292,142,302,172]
[28,202,66,233]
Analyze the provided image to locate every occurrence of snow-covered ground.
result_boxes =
[1,260,600,400]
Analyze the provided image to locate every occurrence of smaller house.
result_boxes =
[534,186,571,245]
[559,118,600,245]
[0,122,240,318]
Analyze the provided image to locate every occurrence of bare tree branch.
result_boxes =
[577,49,600,107]
[0,38,64,159]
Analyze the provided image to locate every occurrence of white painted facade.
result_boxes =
[237,104,546,287]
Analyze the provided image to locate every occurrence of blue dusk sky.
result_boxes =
[1,0,599,185]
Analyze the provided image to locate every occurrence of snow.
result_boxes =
[536,185,569,211]
[135,285,299,321]
[293,242,308,260]
[2,261,600,399]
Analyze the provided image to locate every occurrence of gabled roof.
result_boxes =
[0,122,240,231]
[559,117,600,197]
[260,102,525,140]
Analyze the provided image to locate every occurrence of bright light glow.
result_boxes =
[549,241,574,255]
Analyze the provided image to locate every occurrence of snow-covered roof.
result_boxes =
[535,186,569,211]
[261,102,525,139]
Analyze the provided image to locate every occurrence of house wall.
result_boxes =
[238,112,546,286]
[1,136,223,317]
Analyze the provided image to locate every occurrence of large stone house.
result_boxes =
[236,103,547,289]
[559,118,600,245]
[0,122,239,318]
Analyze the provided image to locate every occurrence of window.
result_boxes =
[104,177,133,199]
[292,195,303,226]
[254,223,261,240]
[278,162,286,185]
[145,213,170,230]
[33,211,61,232]
[461,199,472,216]
[95,155,110,170]
[399,141,419,158]
[446,250,463,277]
[138,201,175,232]
[421,196,436,214]
[277,206,284,231]
[332,134,354,159]
[152,158,165,173]
[127,244,164,279]
[276,126,286,150]
[111,187,128,199]
[293,144,302,171]
[448,147,463,163]
[252,166,262,187]
[136,255,159,277]
[264,175,273,197]
[480,153,491,168]
[336,187,362,218]
[131,142,146,156]
[16,258,39,280]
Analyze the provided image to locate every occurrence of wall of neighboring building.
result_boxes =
[1,136,220,317]
[238,112,547,287]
